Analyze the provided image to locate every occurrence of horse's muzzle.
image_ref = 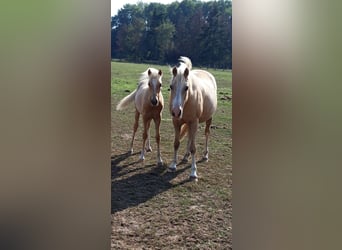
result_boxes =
[171,106,182,119]
[150,96,158,106]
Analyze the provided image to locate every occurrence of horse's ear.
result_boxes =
[158,69,162,76]
[184,68,189,79]
[148,69,152,76]
[172,67,177,77]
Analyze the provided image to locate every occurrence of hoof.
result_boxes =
[189,175,198,181]
[157,161,163,167]
[129,149,133,155]
[168,166,177,172]
[169,162,177,171]
[202,156,208,162]
[145,147,152,152]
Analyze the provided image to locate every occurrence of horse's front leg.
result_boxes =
[130,110,140,154]
[140,117,151,161]
[145,128,152,152]
[154,115,163,166]
[189,120,199,179]
[169,121,182,171]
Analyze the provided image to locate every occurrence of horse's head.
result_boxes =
[169,66,190,119]
[147,68,163,106]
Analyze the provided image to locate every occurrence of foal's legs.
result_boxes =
[140,117,151,161]
[145,115,152,152]
[203,118,212,161]
[130,110,140,154]
[154,115,163,166]
[145,127,152,152]
[169,122,182,171]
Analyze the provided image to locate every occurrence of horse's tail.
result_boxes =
[180,124,188,141]
[116,90,136,110]
[179,56,192,70]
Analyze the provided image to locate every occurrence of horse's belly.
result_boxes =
[199,111,214,123]
[199,99,217,123]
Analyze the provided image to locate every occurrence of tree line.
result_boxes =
[111,0,232,69]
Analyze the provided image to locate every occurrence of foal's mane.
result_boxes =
[137,68,158,89]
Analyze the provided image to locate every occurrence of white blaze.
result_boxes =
[172,83,183,109]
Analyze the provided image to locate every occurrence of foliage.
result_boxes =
[111,0,232,69]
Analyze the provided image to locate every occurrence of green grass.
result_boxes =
[111,61,232,249]
[111,60,231,93]
[111,60,232,129]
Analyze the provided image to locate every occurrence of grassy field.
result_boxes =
[111,60,232,249]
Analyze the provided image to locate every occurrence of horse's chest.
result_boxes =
[141,103,163,117]
[183,98,213,123]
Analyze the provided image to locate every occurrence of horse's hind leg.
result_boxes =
[169,122,182,171]
[176,124,189,162]
[130,110,140,154]
[182,137,191,163]
[154,116,163,166]
[203,118,212,161]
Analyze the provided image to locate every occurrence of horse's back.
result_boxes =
[192,70,217,90]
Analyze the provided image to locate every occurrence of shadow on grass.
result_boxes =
[111,152,191,214]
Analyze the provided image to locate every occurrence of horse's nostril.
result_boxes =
[172,111,175,117]
[178,110,182,117]
[151,99,157,105]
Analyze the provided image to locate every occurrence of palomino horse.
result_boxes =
[169,56,217,179]
[116,68,164,166]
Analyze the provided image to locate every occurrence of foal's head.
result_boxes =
[147,68,163,106]
[169,65,190,119]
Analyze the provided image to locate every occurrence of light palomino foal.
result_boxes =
[116,68,164,166]
[169,56,217,179]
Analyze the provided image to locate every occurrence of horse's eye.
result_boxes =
[169,85,173,90]
[184,86,189,91]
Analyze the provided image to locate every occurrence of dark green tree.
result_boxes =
[111,0,232,69]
